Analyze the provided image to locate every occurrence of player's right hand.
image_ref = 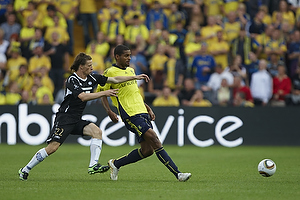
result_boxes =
[105,89,119,97]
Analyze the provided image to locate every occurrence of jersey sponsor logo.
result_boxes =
[119,80,136,88]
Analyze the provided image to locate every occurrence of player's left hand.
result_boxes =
[136,74,150,82]
[148,110,155,121]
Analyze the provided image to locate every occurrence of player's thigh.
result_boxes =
[83,123,102,139]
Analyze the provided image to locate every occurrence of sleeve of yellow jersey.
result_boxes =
[96,68,111,92]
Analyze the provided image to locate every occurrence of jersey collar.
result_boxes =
[74,72,87,81]
[113,64,127,70]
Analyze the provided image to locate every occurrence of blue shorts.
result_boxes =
[124,113,153,143]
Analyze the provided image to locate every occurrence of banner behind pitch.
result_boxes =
[0,104,299,146]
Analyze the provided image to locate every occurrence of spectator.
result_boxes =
[19,15,35,43]
[200,16,223,46]
[265,28,287,62]
[255,24,274,60]
[152,86,180,107]
[272,0,295,27]
[245,52,260,83]
[149,43,168,79]
[44,15,70,46]
[188,4,204,27]
[203,0,221,19]
[178,78,196,106]
[28,45,51,75]
[164,45,185,93]
[287,30,300,77]
[0,12,21,41]
[224,11,240,45]
[232,76,253,102]
[145,1,168,30]
[100,9,125,45]
[184,21,200,45]
[259,5,272,26]
[226,55,247,81]
[237,2,251,27]
[124,14,149,46]
[32,74,54,105]
[185,31,202,73]
[202,64,234,102]
[271,63,291,106]
[220,0,240,16]
[0,1,12,24]
[208,29,229,69]
[168,2,186,31]
[6,47,27,81]
[124,0,146,26]
[18,89,31,104]
[233,91,254,107]
[180,0,202,27]
[158,29,177,51]
[267,54,282,77]
[245,0,270,19]
[169,20,187,63]
[144,33,158,61]
[89,41,105,75]
[231,27,260,66]
[79,0,99,47]
[85,31,110,58]
[190,43,215,90]
[188,89,212,107]
[217,78,232,106]
[44,31,69,97]
[16,64,33,92]
[38,93,53,105]
[249,10,266,38]
[42,4,67,30]
[5,81,21,105]
[97,0,121,24]
[54,0,79,55]
[250,59,273,106]
[21,1,43,28]
[23,28,44,60]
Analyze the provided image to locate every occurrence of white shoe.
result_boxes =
[178,173,191,182]
[108,159,119,180]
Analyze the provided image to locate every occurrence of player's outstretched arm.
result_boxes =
[101,96,119,123]
[78,89,119,102]
[107,74,150,84]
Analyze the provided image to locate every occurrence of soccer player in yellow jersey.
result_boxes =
[98,45,191,181]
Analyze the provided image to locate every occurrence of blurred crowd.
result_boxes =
[1,0,300,107]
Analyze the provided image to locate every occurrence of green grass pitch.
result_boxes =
[0,144,299,200]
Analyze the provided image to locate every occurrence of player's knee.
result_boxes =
[141,148,154,157]
[92,128,102,139]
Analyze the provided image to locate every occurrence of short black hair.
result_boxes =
[114,45,130,58]
[70,52,92,71]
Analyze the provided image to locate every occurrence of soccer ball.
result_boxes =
[258,159,276,177]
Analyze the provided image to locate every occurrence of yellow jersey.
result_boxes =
[7,56,28,80]
[28,55,51,74]
[97,65,147,119]
[152,95,180,107]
